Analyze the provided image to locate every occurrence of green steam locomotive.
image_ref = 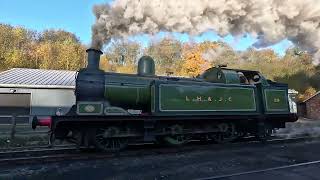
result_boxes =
[32,49,298,151]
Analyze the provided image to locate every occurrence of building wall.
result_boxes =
[0,93,31,115]
[306,94,320,120]
[30,88,75,116]
[0,87,75,121]
[297,103,307,117]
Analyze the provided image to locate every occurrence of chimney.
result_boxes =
[86,48,103,70]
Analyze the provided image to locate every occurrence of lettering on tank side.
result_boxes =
[158,84,257,112]
[264,89,289,112]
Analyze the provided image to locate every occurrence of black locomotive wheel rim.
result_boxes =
[95,128,128,152]
[163,135,189,146]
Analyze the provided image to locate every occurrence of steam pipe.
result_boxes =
[86,48,103,70]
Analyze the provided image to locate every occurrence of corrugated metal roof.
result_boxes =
[0,68,77,89]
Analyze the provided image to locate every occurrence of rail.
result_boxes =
[196,159,320,180]
[0,136,318,167]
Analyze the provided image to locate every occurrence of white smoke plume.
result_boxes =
[202,46,227,63]
[276,119,320,138]
[92,0,320,65]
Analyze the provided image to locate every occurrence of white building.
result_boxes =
[0,68,76,123]
[288,89,299,114]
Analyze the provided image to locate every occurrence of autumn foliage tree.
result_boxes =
[180,44,206,77]
[103,40,142,73]
[180,41,229,77]
[146,38,182,75]
[0,24,87,71]
[0,23,319,101]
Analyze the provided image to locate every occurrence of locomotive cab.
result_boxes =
[200,66,267,85]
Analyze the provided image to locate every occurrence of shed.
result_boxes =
[301,92,320,120]
[0,68,76,123]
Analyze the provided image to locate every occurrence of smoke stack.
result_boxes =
[86,48,103,69]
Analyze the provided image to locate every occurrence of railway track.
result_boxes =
[0,146,79,166]
[0,136,318,167]
[0,146,78,159]
[196,159,320,180]
[0,144,73,152]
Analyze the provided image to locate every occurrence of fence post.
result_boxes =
[10,114,17,142]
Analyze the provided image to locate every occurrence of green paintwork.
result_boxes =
[200,67,240,84]
[159,84,256,111]
[163,136,188,145]
[264,89,288,112]
[223,69,241,84]
[151,85,156,112]
[103,73,154,109]
[75,67,292,117]
[104,107,129,115]
[105,85,150,108]
[137,56,155,76]
[77,103,103,115]
[200,68,226,83]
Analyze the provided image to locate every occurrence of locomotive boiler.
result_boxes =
[32,49,298,151]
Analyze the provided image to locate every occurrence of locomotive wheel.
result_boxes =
[163,135,189,146]
[212,123,237,144]
[255,123,273,142]
[161,124,190,146]
[94,127,128,152]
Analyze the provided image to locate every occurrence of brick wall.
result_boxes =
[306,94,320,120]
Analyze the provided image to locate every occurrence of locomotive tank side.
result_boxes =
[104,74,153,111]
[76,52,158,115]
[104,56,156,110]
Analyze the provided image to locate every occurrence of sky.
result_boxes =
[0,0,294,56]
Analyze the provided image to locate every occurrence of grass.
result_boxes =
[0,124,49,148]
[0,135,49,148]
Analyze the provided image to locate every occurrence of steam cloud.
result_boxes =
[92,0,320,65]
[276,120,320,138]
[202,46,227,63]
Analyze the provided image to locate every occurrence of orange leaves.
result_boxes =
[0,24,319,99]
[0,24,87,71]
[181,48,206,77]
[181,42,220,77]
[298,87,317,101]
